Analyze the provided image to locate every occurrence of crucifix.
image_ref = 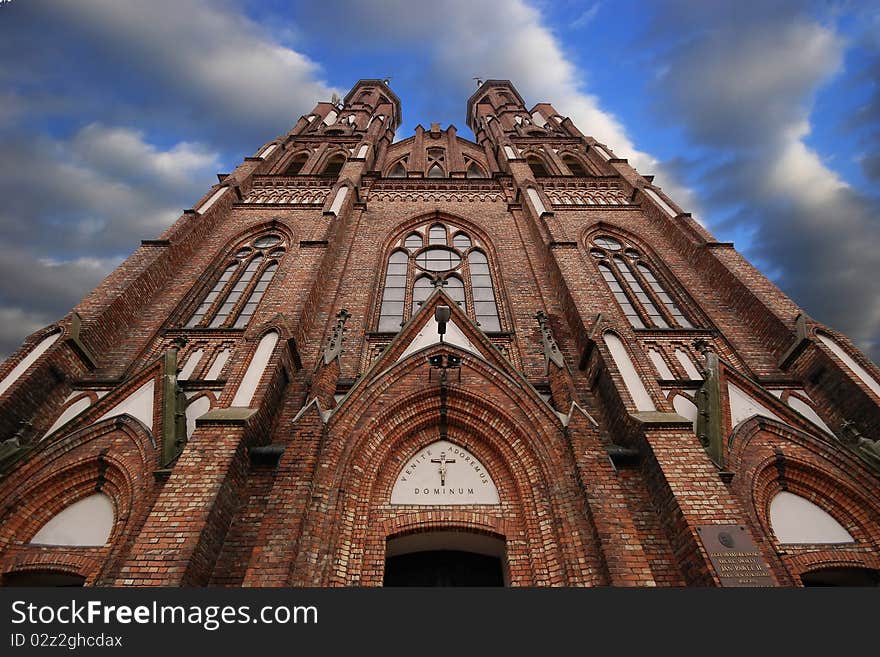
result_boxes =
[431,451,456,487]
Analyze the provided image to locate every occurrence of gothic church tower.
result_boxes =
[0,80,878,587]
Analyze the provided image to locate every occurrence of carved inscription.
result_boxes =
[390,440,500,505]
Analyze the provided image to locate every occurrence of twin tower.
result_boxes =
[0,80,878,587]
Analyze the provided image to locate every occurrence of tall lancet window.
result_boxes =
[589,234,694,329]
[378,250,408,331]
[377,221,503,333]
[185,233,285,329]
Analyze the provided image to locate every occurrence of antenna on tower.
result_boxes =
[473,76,484,88]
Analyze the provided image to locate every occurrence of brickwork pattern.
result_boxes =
[0,79,878,587]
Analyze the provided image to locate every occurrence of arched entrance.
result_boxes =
[2,570,85,586]
[383,531,507,587]
[800,567,880,587]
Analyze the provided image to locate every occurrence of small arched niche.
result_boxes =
[768,491,854,545]
[30,493,115,547]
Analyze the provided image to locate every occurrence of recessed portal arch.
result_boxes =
[384,530,507,586]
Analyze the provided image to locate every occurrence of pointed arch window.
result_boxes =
[412,276,433,314]
[590,235,694,329]
[377,223,503,333]
[284,153,308,176]
[527,156,550,177]
[468,250,500,331]
[388,161,407,177]
[427,164,444,178]
[563,155,588,177]
[185,234,285,329]
[446,275,465,306]
[466,162,487,178]
[322,154,345,177]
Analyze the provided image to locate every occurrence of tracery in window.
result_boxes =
[426,148,446,177]
[468,250,500,331]
[185,233,285,329]
[453,232,471,250]
[590,234,693,329]
[429,223,447,245]
[377,222,502,332]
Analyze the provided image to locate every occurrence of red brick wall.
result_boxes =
[1,80,878,587]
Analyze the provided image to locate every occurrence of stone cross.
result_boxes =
[431,451,456,486]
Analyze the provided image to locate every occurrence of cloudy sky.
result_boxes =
[0,0,877,363]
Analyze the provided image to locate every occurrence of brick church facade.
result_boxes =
[0,80,878,587]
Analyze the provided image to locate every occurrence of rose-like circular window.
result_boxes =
[415,247,461,272]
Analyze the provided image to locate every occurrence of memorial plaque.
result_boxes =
[696,525,776,587]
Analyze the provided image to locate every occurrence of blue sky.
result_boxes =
[0,0,878,362]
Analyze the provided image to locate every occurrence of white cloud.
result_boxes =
[765,121,847,204]
[645,3,880,362]
[0,307,52,357]
[0,126,219,357]
[70,124,219,187]
[45,0,338,140]
[306,0,697,208]
[0,0,340,359]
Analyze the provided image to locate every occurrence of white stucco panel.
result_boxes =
[769,492,854,544]
[0,331,61,397]
[97,380,155,430]
[398,318,479,361]
[231,332,278,407]
[727,382,780,428]
[43,396,93,439]
[30,493,115,546]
